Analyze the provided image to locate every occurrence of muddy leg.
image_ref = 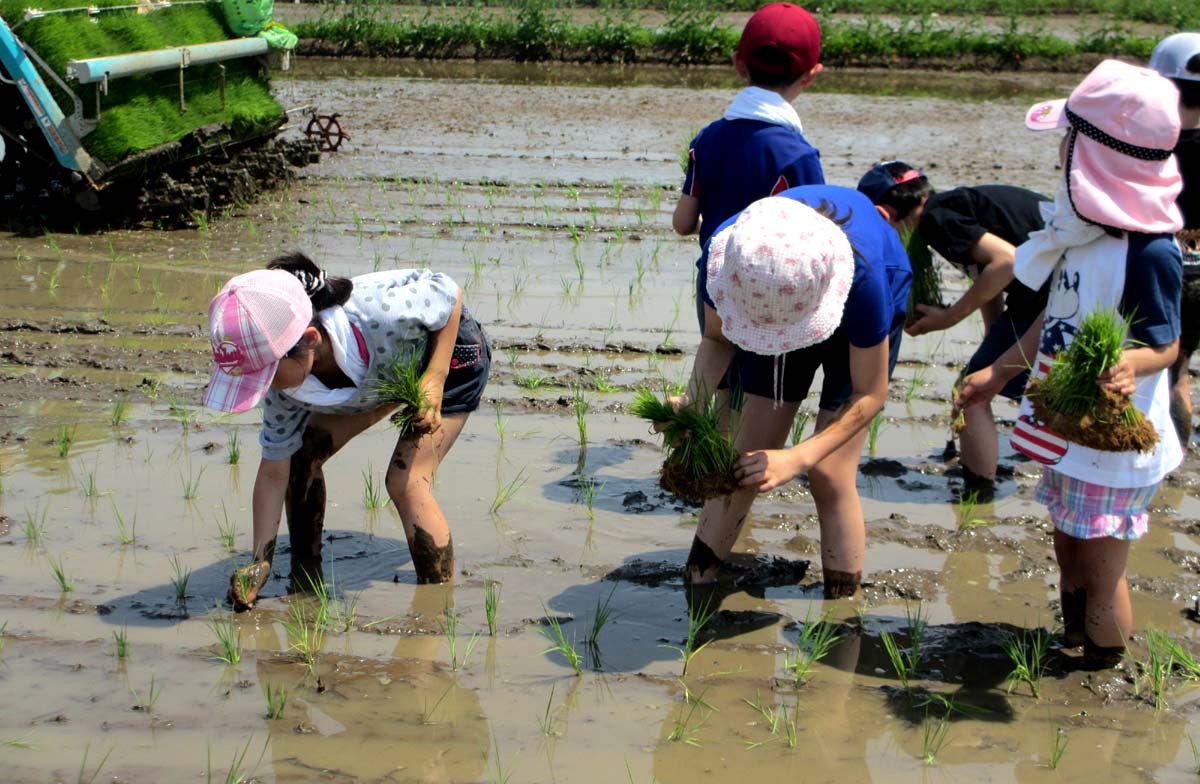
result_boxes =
[1071,536,1132,667]
[688,395,797,585]
[388,413,468,584]
[1169,352,1194,446]
[958,402,998,501]
[285,426,336,594]
[810,409,870,598]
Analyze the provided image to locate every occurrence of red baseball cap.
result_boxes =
[737,3,821,78]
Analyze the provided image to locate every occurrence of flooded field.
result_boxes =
[4,60,1200,782]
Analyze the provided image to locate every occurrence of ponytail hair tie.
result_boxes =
[292,269,327,296]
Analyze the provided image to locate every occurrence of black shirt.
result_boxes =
[1177,128,1200,230]
[917,184,1051,324]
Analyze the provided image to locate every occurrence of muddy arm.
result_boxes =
[251,457,290,561]
[412,287,463,433]
[672,194,699,236]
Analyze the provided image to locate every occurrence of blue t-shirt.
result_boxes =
[1116,233,1180,347]
[700,185,912,349]
[682,118,824,249]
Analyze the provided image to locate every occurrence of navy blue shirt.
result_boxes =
[1121,233,1182,347]
[682,119,824,249]
[700,185,912,349]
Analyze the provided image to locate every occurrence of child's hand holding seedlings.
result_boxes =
[734,448,809,492]
[411,372,444,435]
[1096,343,1179,397]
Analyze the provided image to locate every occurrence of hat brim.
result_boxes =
[1025,98,1068,131]
[706,216,854,355]
[204,361,278,413]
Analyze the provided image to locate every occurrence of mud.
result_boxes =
[285,425,335,590]
[1031,384,1160,453]
[410,528,455,584]
[659,460,739,504]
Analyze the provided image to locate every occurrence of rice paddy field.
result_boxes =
[5,58,1200,782]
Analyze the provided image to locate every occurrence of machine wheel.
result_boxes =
[304,114,349,152]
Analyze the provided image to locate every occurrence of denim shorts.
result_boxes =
[964,311,1038,401]
[441,311,491,415]
[736,313,905,410]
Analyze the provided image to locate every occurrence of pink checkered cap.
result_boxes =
[204,269,313,413]
[707,197,855,355]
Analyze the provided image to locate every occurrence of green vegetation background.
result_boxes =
[294,0,1192,66]
[1,0,282,165]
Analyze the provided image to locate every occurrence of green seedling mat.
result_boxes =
[2,0,282,165]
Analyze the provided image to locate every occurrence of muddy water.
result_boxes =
[3,63,1200,782]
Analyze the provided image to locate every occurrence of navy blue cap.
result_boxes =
[856,161,926,204]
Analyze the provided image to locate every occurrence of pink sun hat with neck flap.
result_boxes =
[205,268,313,413]
[1024,58,1182,234]
[707,196,855,355]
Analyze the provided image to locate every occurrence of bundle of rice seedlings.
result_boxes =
[630,388,739,503]
[1029,308,1157,453]
[374,354,432,439]
[901,227,943,319]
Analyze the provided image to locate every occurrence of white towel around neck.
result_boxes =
[1013,181,1106,291]
[282,307,370,407]
[723,86,804,135]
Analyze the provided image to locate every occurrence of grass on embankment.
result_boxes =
[294,0,1173,69]
[347,0,1197,29]
[2,0,282,165]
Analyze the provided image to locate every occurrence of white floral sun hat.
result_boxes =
[707,196,855,355]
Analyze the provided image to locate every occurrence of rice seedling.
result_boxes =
[362,465,390,511]
[585,585,617,646]
[491,467,528,514]
[264,682,288,719]
[49,555,74,593]
[515,370,548,390]
[489,723,515,784]
[920,710,950,765]
[866,412,885,457]
[112,626,130,659]
[577,474,603,520]
[956,490,990,529]
[484,577,501,636]
[1030,308,1156,452]
[1046,727,1069,770]
[539,607,583,675]
[168,555,191,603]
[53,424,75,458]
[436,599,480,671]
[1190,735,1200,774]
[743,692,783,746]
[374,354,432,439]
[110,399,129,428]
[22,505,47,543]
[535,684,560,737]
[1002,627,1049,698]
[209,612,242,665]
[180,465,206,501]
[1145,625,1200,680]
[277,598,326,677]
[906,367,928,404]
[790,408,812,446]
[902,227,942,311]
[880,602,926,691]
[226,431,241,465]
[593,375,618,394]
[129,675,161,712]
[784,609,843,686]
[3,732,34,749]
[493,402,509,448]
[112,502,136,546]
[0,621,7,656]
[666,692,711,746]
[79,465,108,498]
[75,741,115,784]
[47,264,62,293]
[212,502,238,551]
[419,682,455,725]
[630,388,739,503]
[573,385,590,447]
[660,596,717,677]
[206,734,265,784]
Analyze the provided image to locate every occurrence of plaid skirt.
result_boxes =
[1035,467,1157,540]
